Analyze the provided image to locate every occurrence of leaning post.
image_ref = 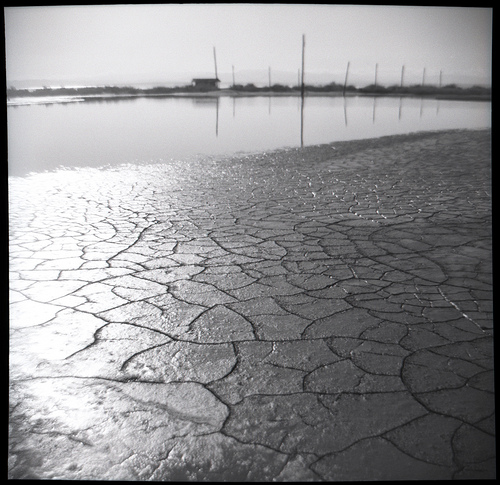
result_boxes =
[343,61,350,97]
[301,34,306,98]
[213,46,218,79]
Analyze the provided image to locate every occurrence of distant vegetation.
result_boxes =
[231,83,297,92]
[230,82,490,99]
[7,84,193,98]
[7,82,491,100]
[357,83,491,98]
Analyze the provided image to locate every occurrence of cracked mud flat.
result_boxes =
[9,128,494,480]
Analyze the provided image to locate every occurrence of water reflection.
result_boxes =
[7,95,490,176]
[344,97,348,127]
[152,94,469,147]
[190,97,219,136]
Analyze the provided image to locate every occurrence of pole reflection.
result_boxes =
[216,96,219,137]
[343,96,348,127]
[300,94,305,147]
[297,95,445,148]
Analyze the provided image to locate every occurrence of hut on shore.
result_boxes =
[191,78,220,90]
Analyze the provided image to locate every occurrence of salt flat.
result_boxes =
[9,128,494,480]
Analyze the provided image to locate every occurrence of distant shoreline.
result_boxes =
[7,83,491,104]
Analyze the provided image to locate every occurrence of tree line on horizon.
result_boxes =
[7,81,491,99]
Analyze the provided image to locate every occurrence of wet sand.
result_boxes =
[9,128,494,480]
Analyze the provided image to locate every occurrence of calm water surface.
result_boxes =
[7,95,491,176]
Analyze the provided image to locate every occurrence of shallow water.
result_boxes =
[7,95,490,176]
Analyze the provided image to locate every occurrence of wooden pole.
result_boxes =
[400,65,405,88]
[439,70,443,88]
[374,63,378,87]
[301,34,305,97]
[343,61,350,96]
[213,46,218,79]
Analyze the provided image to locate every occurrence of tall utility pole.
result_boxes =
[301,34,305,97]
[439,70,443,88]
[374,63,378,87]
[400,65,405,88]
[343,61,350,96]
[213,46,218,79]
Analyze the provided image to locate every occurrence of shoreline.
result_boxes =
[9,128,491,178]
[216,127,492,170]
[7,87,491,106]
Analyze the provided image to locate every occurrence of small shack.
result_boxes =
[191,78,220,91]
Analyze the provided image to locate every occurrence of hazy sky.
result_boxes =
[4,4,492,87]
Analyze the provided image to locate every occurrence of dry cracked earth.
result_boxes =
[9,129,494,480]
